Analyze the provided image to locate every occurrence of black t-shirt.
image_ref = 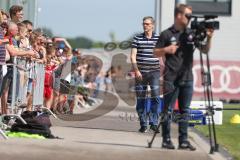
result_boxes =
[155,26,195,82]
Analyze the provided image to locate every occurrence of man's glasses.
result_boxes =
[143,23,152,26]
[184,13,192,20]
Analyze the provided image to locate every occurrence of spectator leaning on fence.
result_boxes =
[0,21,36,114]
[9,5,24,24]
[17,23,30,49]
[0,20,7,111]
[29,31,47,63]
[23,30,46,110]
[21,20,34,111]
[67,48,82,114]
[1,10,9,24]
[22,20,33,36]
[44,45,57,109]
[104,67,114,93]
[58,47,73,113]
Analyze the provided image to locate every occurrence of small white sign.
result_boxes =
[190,101,223,125]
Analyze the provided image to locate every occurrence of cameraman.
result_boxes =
[154,4,214,150]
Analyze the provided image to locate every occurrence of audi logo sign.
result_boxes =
[193,60,240,100]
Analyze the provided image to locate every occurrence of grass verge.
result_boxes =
[195,104,240,160]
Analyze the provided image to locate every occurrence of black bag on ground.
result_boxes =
[34,113,52,128]
[12,111,55,138]
[20,111,38,119]
[10,123,54,138]
[20,111,52,128]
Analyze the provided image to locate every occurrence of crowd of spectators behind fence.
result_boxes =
[0,5,125,116]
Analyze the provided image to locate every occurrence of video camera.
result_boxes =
[187,15,219,45]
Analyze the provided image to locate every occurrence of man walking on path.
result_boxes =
[131,16,161,133]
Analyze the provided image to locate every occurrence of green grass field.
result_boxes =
[195,104,240,160]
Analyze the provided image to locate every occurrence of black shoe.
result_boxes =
[162,139,175,149]
[178,141,196,151]
[150,125,160,133]
[138,126,148,133]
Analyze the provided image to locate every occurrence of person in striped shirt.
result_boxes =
[131,16,161,133]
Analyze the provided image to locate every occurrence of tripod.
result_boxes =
[198,44,219,154]
[147,111,168,148]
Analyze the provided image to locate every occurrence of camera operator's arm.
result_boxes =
[154,32,178,57]
[198,29,214,54]
[154,45,178,57]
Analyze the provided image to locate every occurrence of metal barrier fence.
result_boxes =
[9,57,46,107]
[12,57,30,109]
[0,56,72,139]
[0,57,30,139]
[0,57,51,139]
[32,62,45,106]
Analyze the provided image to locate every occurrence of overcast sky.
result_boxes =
[38,0,155,42]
